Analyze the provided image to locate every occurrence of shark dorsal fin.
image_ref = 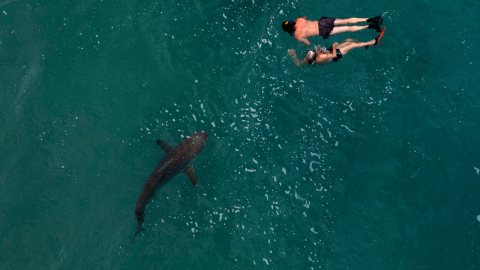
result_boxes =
[156,140,174,154]
[184,164,197,186]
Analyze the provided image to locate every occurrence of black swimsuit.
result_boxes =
[318,17,337,39]
[327,47,343,62]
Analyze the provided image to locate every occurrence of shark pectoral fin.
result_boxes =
[184,164,198,186]
[156,140,174,154]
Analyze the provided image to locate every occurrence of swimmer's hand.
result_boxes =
[288,49,302,66]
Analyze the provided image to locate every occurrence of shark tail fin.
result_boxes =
[123,223,143,257]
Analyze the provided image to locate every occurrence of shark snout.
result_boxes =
[192,130,208,139]
[190,130,208,147]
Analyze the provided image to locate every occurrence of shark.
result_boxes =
[126,130,208,254]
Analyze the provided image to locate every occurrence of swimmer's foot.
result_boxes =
[367,15,383,32]
[366,15,383,25]
[367,22,381,32]
[365,27,386,50]
[367,23,380,32]
[375,27,386,45]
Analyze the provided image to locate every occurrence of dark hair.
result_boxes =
[282,21,295,36]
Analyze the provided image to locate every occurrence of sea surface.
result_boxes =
[1,0,479,269]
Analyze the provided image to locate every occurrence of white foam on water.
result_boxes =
[309,161,321,172]
[294,191,310,208]
[341,124,354,133]
[319,133,328,143]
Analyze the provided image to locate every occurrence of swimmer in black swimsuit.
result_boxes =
[282,15,383,45]
[287,27,386,66]
[326,47,343,63]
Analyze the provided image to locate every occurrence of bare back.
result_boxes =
[293,17,319,45]
[315,52,334,65]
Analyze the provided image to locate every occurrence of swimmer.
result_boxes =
[287,27,386,66]
[282,15,383,45]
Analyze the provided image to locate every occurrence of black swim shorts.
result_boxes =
[318,17,337,39]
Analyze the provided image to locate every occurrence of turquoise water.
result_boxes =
[1,0,480,269]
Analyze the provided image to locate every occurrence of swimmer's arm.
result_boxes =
[298,37,311,46]
[330,42,338,58]
[288,49,305,67]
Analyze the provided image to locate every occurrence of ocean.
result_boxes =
[1,0,479,269]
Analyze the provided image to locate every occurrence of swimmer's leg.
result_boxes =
[339,40,375,55]
[336,41,355,50]
[334,18,368,25]
[330,25,368,36]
